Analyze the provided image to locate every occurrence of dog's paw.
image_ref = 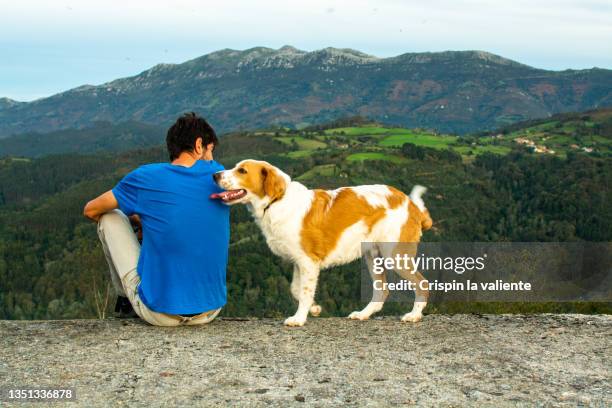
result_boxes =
[284,316,306,327]
[348,311,370,321]
[401,312,423,323]
[309,304,322,317]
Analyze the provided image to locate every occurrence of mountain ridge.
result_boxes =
[0,121,166,157]
[0,97,24,110]
[1,46,611,136]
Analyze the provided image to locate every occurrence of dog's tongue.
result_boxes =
[210,192,225,200]
[210,189,246,201]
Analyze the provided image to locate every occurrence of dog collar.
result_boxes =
[262,198,280,214]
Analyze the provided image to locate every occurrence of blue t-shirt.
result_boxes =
[112,160,229,314]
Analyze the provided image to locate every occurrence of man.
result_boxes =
[83,113,229,326]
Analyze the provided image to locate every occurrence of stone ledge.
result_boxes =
[1,314,610,406]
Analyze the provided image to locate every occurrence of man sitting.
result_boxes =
[83,113,229,326]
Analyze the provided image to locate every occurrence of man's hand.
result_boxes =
[129,214,143,241]
[83,190,119,222]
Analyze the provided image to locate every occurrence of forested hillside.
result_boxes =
[0,120,610,319]
[0,121,166,157]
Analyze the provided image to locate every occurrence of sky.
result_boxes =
[1,0,611,101]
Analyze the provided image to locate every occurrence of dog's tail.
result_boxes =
[409,185,432,231]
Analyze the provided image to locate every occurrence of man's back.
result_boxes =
[112,160,230,314]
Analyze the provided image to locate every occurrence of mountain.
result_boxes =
[0,121,166,157]
[0,46,611,137]
[0,97,24,110]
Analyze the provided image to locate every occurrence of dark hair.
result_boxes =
[166,112,218,161]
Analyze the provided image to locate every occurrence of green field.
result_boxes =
[286,150,316,158]
[296,164,337,180]
[276,136,328,158]
[346,152,407,163]
[274,125,515,162]
[277,136,326,150]
[379,133,458,148]
[453,145,512,156]
[269,116,610,164]
[325,126,393,136]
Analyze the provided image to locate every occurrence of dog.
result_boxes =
[212,160,432,326]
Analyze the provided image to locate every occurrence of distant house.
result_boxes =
[515,137,554,154]
[535,145,555,154]
[515,137,535,147]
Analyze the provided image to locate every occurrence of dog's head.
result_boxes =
[212,160,289,206]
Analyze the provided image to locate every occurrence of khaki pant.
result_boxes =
[97,209,221,326]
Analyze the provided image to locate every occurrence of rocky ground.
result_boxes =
[0,314,610,407]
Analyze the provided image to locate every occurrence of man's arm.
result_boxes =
[83,190,119,222]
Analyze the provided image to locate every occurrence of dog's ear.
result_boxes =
[262,166,286,202]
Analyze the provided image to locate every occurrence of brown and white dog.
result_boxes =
[213,160,432,326]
